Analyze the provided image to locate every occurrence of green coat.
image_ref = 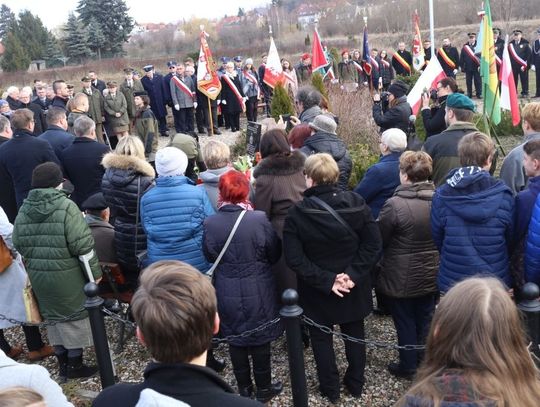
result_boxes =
[133,107,159,161]
[104,92,129,131]
[81,87,104,124]
[120,79,145,119]
[13,188,101,320]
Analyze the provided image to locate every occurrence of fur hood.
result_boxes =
[253,150,305,178]
[101,152,155,177]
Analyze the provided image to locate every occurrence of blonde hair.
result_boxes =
[397,277,540,407]
[115,135,146,159]
[71,92,89,110]
[522,102,540,131]
[458,131,495,167]
[304,153,339,185]
[202,140,230,169]
[0,387,45,406]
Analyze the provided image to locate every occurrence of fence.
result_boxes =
[2,283,540,406]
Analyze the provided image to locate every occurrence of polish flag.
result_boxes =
[407,56,446,115]
[500,35,521,126]
[263,37,285,89]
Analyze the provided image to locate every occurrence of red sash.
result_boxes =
[222,74,246,112]
[463,44,480,66]
[438,48,456,69]
[172,76,195,100]
[243,70,261,99]
[495,53,502,67]
[381,58,391,69]
[509,43,528,69]
[392,52,411,72]
[370,56,379,70]
[352,61,363,73]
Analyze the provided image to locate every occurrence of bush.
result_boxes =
[348,143,380,189]
[311,72,328,100]
[271,83,295,120]
[395,72,421,89]
[473,110,523,138]
[230,130,248,159]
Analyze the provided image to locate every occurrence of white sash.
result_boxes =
[172,75,195,100]
[463,44,480,66]
[370,56,379,70]
[222,74,246,111]
[352,61,363,73]
[244,70,260,99]
[509,43,528,69]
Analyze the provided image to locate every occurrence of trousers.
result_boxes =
[465,70,482,97]
[229,342,271,388]
[0,326,44,352]
[512,66,529,95]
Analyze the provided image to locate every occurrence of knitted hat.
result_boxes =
[155,147,188,177]
[245,58,254,65]
[82,192,108,211]
[31,162,63,189]
[446,93,476,112]
[387,80,409,98]
[308,114,337,135]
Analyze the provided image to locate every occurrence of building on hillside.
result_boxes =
[297,4,323,28]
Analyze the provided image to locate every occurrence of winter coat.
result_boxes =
[515,176,540,243]
[283,185,382,325]
[377,58,394,85]
[500,132,540,195]
[50,96,68,110]
[32,97,51,111]
[253,151,306,290]
[141,73,168,119]
[103,92,129,132]
[338,60,358,84]
[133,107,159,161]
[372,96,412,133]
[170,75,196,109]
[6,96,21,111]
[437,46,460,76]
[203,205,282,346]
[459,42,481,72]
[0,129,60,208]
[242,68,260,98]
[120,79,145,119]
[13,188,101,320]
[421,95,448,138]
[197,167,233,211]
[59,137,110,208]
[0,207,27,328]
[377,182,439,298]
[38,125,75,158]
[19,101,46,136]
[0,136,17,223]
[353,152,401,219]
[92,362,263,407]
[391,50,413,76]
[101,153,155,272]
[81,87,105,124]
[162,72,175,106]
[431,167,514,292]
[86,214,117,264]
[141,175,214,272]
[301,131,352,190]
[523,186,540,285]
[298,105,322,124]
[91,79,106,94]
[219,74,245,114]
[422,122,479,187]
[295,63,312,85]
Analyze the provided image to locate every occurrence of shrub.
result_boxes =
[395,72,421,89]
[271,82,295,120]
[230,130,248,159]
[311,72,328,100]
[348,143,380,189]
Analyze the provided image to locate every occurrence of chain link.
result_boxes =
[212,317,281,344]
[302,315,426,351]
[0,308,86,327]
[101,307,137,330]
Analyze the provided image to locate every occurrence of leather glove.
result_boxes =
[174,104,180,111]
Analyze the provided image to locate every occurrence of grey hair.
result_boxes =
[0,115,10,133]
[381,128,407,152]
[6,86,19,96]
[296,86,322,110]
[73,115,95,137]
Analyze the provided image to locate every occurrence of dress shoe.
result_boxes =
[320,391,339,404]
[387,362,415,380]
[27,345,55,361]
[7,344,23,360]
[212,129,222,135]
[256,381,283,403]
[238,384,253,398]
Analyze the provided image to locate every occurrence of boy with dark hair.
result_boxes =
[431,132,514,292]
[92,260,261,407]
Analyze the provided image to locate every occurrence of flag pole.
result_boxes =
[364,15,373,96]
[200,25,215,137]
[429,0,435,59]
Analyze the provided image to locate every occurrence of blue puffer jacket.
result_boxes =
[140,175,215,272]
[203,205,282,346]
[431,167,513,292]
[524,191,540,284]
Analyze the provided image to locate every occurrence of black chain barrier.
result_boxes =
[211,317,281,344]
[0,308,86,327]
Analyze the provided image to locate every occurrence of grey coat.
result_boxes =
[170,75,195,109]
[103,92,129,131]
[500,132,540,195]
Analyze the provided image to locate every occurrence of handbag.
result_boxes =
[310,196,359,241]
[23,277,42,324]
[206,210,247,280]
[0,236,13,274]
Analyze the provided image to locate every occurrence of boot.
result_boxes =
[67,355,98,379]
[256,382,283,403]
[238,384,254,398]
[56,352,68,384]
[206,349,226,373]
[233,367,253,398]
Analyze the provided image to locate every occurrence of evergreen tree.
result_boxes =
[311,72,328,100]
[0,4,15,41]
[87,17,106,59]
[63,13,92,63]
[44,31,64,67]
[271,83,295,121]
[238,7,245,17]
[14,11,49,60]
[1,31,30,72]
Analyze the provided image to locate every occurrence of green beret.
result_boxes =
[446,93,476,112]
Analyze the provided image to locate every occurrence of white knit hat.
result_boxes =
[155,147,188,177]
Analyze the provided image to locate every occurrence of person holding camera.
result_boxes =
[421,77,458,138]
[372,80,412,134]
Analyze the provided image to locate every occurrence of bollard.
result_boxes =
[280,289,308,407]
[84,282,116,388]
[518,282,540,364]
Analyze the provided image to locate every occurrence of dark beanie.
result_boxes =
[31,162,63,189]
[387,80,409,98]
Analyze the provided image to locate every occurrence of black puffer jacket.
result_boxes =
[300,132,352,190]
[101,153,155,273]
[372,95,412,133]
[421,95,448,138]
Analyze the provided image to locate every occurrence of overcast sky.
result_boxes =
[2,0,271,29]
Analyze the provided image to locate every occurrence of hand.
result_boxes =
[243,96,248,102]
[289,115,300,126]
[340,85,345,90]
[331,79,339,85]
[174,104,180,111]
[331,280,350,297]
[354,82,359,88]
[193,102,198,109]
[222,100,227,105]
[217,100,221,105]
[115,112,121,117]
[521,66,527,72]
[336,273,355,289]
[421,92,430,108]
[373,93,381,102]
[453,69,458,75]
[95,277,103,284]
[532,65,536,72]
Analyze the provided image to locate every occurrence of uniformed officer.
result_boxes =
[460,33,482,99]
[508,29,532,97]
[532,29,540,98]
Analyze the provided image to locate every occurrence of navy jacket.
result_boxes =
[141,73,167,119]
[515,176,540,242]
[0,129,59,208]
[203,205,282,346]
[354,152,401,219]
[0,136,17,222]
[59,137,110,208]
[524,185,540,285]
[50,96,68,111]
[162,72,174,105]
[431,167,514,292]
[38,125,74,158]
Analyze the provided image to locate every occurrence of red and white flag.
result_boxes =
[500,35,521,126]
[311,27,328,72]
[197,30,221,100]
[263,37,284,89]
[407,56,446,115]
[412,10,425,71]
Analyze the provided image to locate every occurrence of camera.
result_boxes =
[280,114,291,122]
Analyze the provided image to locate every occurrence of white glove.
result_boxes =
[217,100,221,105]
[532,65,536,72]
[222,100,227,105]
[243,97,248,102]
[340,85,345,90]
[355,83,359,88]
[193,102,198,109]
[453,69,458,75]
[174,104,180,111]
[363,81,368,86]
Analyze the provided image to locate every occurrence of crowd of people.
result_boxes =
[1,27,540,406]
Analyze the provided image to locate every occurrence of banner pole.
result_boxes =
[208,97,214,136]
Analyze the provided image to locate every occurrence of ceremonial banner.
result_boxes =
[500,35,521,126]
[362,25,372,76]
[480,0,500,125]
[263,37,284,89]
[197,30,221,100]
[412,10,425,71]
[407,57,446,115]
[312,28,328,73]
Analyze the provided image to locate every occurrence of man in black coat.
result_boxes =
[391,42,413,77]
[38,107,75,157]
[32,86,51,111]
[493,28,505,75]
[60,116,110,209]
[88,71,106,94]
[50,80,69,111]
[5,87,21,110]
[18,89,47,135]
[0,109,59,208]
[532,29,540,97]
[509,29,532,97]
[459,33,482,99]
[141,65,169,137]
[437,38,460,78]
[92,261,261,407]
[0,115,17,222]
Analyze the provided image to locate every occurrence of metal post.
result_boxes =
[518,282,540,364]
[84,282,116,388]
[280,289,308,407]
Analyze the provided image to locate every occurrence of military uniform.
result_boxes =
[437,45,460,78]
[119,79,144,121]
[532,31,540,97]
[133,106,159,163]
[459,36,482,98]
[391,49,413,76]
[81,85,105,143]
[509,31,532,96]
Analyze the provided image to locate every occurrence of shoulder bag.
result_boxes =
[310,196,359,241]
[23,277,42,324]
